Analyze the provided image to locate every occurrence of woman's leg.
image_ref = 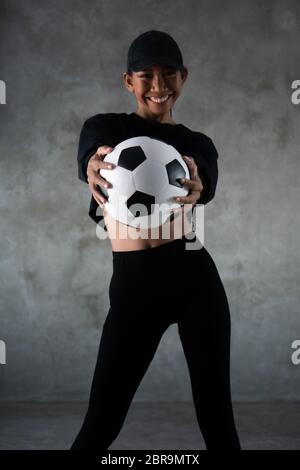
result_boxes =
[177,246,241,450]
[70,257,170,451]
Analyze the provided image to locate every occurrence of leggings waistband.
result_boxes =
[112,232,199,262]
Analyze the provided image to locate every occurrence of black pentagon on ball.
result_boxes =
[118,146,147,171]
[127,191,155,217]
[166,159,186,187]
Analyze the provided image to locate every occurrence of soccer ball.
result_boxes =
[99,136,190,229]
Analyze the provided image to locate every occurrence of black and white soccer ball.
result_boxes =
[99,136,190,229]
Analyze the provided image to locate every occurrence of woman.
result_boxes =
[70,30,241,451]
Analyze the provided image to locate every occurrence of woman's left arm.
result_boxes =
[174,155,204,208]
[174,137,219,207]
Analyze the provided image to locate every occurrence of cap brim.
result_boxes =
[130,56,182,72]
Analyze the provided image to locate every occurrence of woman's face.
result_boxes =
[123,64,188,121]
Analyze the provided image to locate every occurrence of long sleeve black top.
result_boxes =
[77,112,219,230]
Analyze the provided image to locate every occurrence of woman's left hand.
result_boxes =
[173,155,203,208]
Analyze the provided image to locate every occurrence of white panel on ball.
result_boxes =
[99,136,190,229]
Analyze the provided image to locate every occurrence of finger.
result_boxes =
[186,170,203,189]
[182,155,198,179]
[182,155,195,165]
[98,180,111,189]
[88,174,109,190]
[95,146,113,161]
[95,177,112,190]
[87,160,115,184]
[178,177,203,193]
[93,189,108,207]
[178,177,192,187]
[96,146,114,158]
[97,161,116,172]
[92,187,104,204]
[94,181,109,197]
[177,177,195,188]
[94,167,114,187]
[92,192,103,206]
[173,193,198,205]
[179,199,197,209]
[190,179,203,192]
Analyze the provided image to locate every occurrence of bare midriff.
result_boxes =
[103,205,193,251]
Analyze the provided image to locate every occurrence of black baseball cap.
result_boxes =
[127,30,185,73]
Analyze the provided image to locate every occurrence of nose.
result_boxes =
[150,74,169,92]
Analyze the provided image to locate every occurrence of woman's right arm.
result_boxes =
[77,115,116,206]
[86,146,115,207]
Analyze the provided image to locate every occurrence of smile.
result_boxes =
[146,94,173,104]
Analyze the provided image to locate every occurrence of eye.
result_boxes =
[166,69,177,76]
[139,71,176,79]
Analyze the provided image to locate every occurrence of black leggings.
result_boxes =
[70,233,241,450]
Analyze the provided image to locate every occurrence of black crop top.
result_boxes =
[77,112,219,231]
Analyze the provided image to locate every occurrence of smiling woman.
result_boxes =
[71,29,241,452]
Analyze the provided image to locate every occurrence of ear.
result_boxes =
[122,72,134,93]
[181,67,188,84]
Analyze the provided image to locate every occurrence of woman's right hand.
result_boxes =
[86,145,116,207]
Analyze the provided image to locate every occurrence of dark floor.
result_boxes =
[0,402,299,450]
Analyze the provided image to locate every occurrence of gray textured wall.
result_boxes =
[0,0,299,402]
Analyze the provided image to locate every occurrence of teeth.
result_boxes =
[149,95,170,103]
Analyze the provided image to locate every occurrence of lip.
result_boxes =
[146,94,174,103]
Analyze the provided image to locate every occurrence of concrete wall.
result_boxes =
[0,0,299,401]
